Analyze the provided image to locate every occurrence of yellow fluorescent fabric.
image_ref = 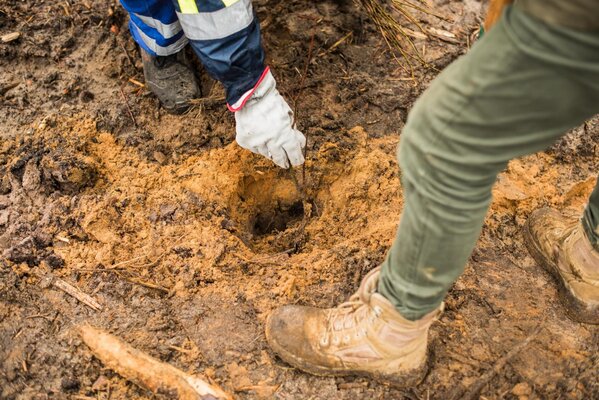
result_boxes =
[222,0,240,7]
[178,0,199,13]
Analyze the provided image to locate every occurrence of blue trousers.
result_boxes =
[119,0,266,105]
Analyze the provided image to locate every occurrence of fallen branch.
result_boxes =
[1,32,21,43]
[128,78,145,88]
[52,276,102,311]
[289,32,315,193]
[118,273,171,293]
[457,324,543,400]
[79,325,232,400]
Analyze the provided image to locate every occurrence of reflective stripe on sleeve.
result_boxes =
[222,0,240,7]
[176,0,254,41]
[133,13,183,39]
[131,22,188,56]
[178,0,199,14]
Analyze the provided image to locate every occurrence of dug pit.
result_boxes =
[230,171,317,254]
[252,200,305,236]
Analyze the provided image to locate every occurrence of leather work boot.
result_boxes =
[141,48,200,114]
[524,208,599,324]
[265,267,442,387]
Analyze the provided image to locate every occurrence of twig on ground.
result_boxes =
[78,267,170,293]
[457,324,543,400]
[355,0,444,72]
[52,276,103,311]
[119,86,137,128]
[294,33,316,189]
[317,32,353,57]
[128,78,145,88]
[108,254,147,270]
[118,40,135,68]
[25,312,55,321]
[189,96,226,105]
[1,32,21,43]
[118,273,170,293]
[168,345,193,354]
[134,233,188,269]
[79,325,232,399]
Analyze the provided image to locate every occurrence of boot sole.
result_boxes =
[265,317,428,388]
[523,222,599,325]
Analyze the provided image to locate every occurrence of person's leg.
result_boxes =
[378,5,599,321]
[119,0,199,113]
[582,177,599,251]
[169,0,266,107]
[265,5,599,386]
[120,0,187,56]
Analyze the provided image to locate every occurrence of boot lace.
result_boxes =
[319,294,382,348]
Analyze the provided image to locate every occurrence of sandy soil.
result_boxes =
[1,0,598,399]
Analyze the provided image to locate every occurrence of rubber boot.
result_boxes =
[524,208,599,324]
[141,48,200,114]
[265,267,442,387]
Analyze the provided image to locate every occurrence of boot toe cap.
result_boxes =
[266,305,312,351]
[265,305,329,368]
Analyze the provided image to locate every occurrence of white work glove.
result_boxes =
[234,70,306,169]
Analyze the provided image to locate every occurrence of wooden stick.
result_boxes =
[108,254,147,269]
[79,325,232,400]
[290,33,315,192]
[119,86,137,128]
[122,276,170,293]
[53,277,103,311]
[1,32,21,43]
[457,324,542,400]
[128,78,145,88]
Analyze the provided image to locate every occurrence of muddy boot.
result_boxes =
[265,267,442,387]
[141,49,200,114]
[524,208,599,324]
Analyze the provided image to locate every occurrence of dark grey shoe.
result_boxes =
[141,48,200,114]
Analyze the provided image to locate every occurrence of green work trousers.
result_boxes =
[378,5,599,321]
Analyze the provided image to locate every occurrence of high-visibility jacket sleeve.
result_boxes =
[173,0,267,108]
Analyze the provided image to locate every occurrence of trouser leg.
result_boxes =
[377,5,599,321]
[582,177,599,251]
[120,0,188,56]
[170,0,266,105]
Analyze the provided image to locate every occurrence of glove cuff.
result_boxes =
[227,66,274,112]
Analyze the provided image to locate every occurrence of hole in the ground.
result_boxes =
[228,171,322,253]
[252,200,305,236]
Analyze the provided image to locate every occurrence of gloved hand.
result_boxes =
[233,70,306,169]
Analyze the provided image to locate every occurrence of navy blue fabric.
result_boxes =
[128,20,186,54]
[121,0,179,24]
[196,0,226,13]
[129,13,185,46]
[121,0,183,55]
[189,18,265,105]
